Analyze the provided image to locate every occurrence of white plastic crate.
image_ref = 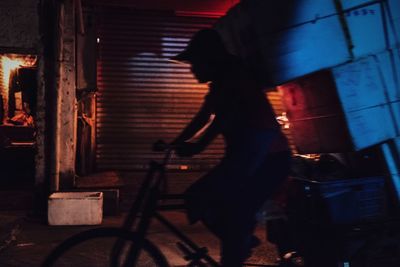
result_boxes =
[48,192,103,226]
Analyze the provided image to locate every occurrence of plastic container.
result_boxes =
[48,192,103,225]
[291,176,387,224]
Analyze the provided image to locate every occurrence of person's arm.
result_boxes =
[174,116,221,157]
[196,116,221,151]
[172,94,213,144]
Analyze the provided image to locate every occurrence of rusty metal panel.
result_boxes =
[96,8,223,171]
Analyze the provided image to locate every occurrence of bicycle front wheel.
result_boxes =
[41,227,169,267]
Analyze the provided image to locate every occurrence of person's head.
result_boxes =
[171,28,231,83]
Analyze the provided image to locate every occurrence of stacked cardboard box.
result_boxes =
[216,2,400,207]
[215,0,400,153]
[278,54,397,153]
[215,0,400,87]
[375,48,400,133]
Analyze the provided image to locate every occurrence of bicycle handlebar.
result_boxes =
[152,140,178,167]
[152,139,178,152]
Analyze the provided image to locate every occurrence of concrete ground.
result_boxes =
[0,210,280,267]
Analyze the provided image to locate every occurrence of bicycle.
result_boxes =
[41,141,220,267]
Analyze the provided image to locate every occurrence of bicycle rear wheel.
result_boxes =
[41,227,169,267]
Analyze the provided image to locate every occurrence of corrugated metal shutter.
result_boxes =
[95,8,296,172]
[96,8,223,171]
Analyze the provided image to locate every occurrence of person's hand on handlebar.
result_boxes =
[153,139,202,157]
[174,141,202,157]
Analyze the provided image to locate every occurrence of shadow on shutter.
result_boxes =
[96,8,223,171]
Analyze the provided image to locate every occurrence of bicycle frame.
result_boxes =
[111,147,220,267]
[42,145,277,267]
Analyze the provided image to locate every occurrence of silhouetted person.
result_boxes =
[171,28,291,267]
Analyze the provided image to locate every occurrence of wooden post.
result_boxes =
[57,0,77,189]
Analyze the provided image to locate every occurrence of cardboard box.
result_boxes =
[387,0,400,45]
[48,192,103,226]
[214,0,400,86]
[287,114,352,153]
[375,48,400,102]
[341,0,400,56]
[332,56,388,111]
[341,0,400,58]
[215,0,350,86]
[344,104,396,150]
[390,101,400,135]
[279,55,397,153]
[374,48,400,135]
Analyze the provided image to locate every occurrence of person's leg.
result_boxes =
[219,215,258,267]
[219,151,293,266]
[187,130,291,266]
[184,163,226,224]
